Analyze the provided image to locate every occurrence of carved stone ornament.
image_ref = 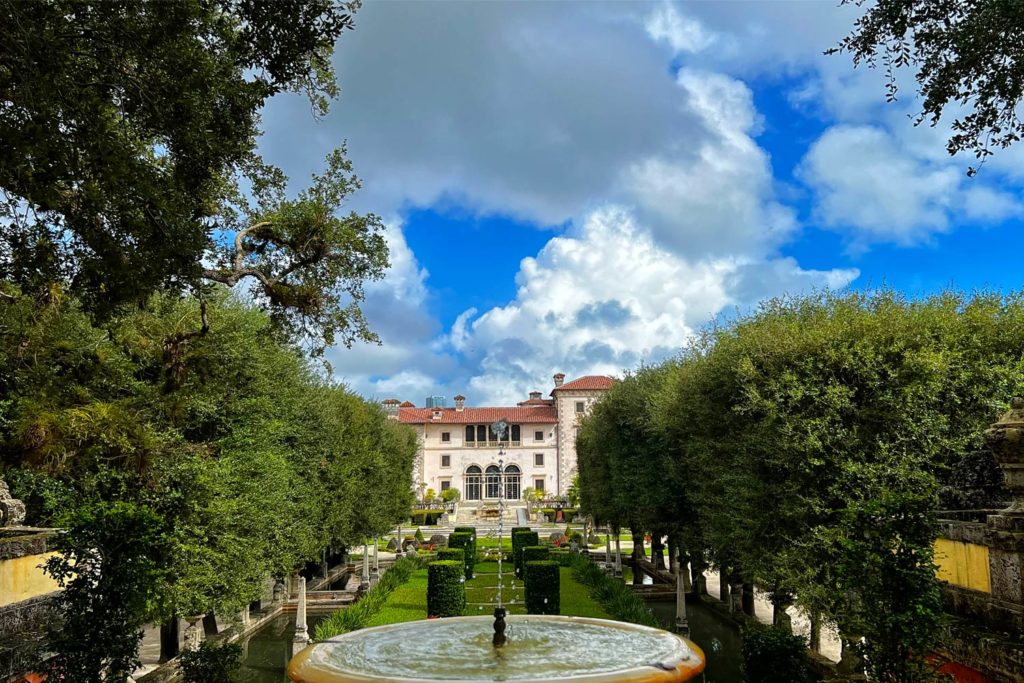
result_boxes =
[985,397,1024,531]
[0,478,27,527]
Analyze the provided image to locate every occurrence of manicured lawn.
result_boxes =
[362,560,612,627]
[364,569,429,627]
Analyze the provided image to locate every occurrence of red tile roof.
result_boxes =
[399,401,415,408]
[551,375,615,393]
[399,406,558,424]
[517,398,555,406]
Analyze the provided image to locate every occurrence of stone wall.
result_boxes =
[0,529,60,682]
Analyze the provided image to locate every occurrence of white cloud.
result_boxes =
[800,125,1022,248]
[451,207,858,406]
[645,2,715,54]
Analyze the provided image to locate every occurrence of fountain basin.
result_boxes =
[288,615,705,683]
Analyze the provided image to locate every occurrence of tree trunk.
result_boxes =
[667,536,678,574]
[159,617,180,663]
[742,583,755,617]
[809,612,821,653]
[689,552,706,595]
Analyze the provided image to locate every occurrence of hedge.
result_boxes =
[452,526,477,568]
[539,508,577,523]
[741,622,813,683]
[437,548,464,564]
[315,555,425,640]
[447,531,475,579]
[427,560,465,618]
[512,530,539,578]
[566,554,658,627]
[522,545,550,565]
[524,560,560,615]
[410,509,446,525]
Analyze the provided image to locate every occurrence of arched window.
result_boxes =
[477,425,487,443]
[504,464,521,500]
[465,425,475,443]
[485,465,501,499]
[465,466,482,501]
[510,424,521,443]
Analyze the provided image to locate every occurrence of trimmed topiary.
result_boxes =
[437,547,464,564]
[524,560,560,615]
[522,545,550,565]
[447,531,474,579]
[427,560,466,618]
[452,526,477,569]
[512,530,539,578]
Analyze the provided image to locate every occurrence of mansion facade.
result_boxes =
[384,374,613,500]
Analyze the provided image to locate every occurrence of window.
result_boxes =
[466,425,475,442]
[534,478,545,491]
[441,431,450,443]
[465,466,482,500]
[505,465,521,500]
[441,454,450,468]
[575,401,585,413]
[534,453,544,467]
[485,465,501,498]
[440,480,451,491]
[477,425,487,442]
[510,424,521,442]
[534,430,544,442]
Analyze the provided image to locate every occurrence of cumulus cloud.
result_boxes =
[451,207,857,406]
[800,125,1023,248]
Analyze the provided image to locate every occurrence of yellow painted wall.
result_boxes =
[934,538,990,594]
[0,552,61,607]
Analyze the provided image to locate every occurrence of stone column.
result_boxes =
[673,546,689,637]
[985,399,1024,610]
[183,615,204,651]
[272,578,287,607]
[360,543,370,591]
[729,574,743,614]
[292,576,310,656]
[614,535,623,578]
[605,532,613,573]
[371,538,380,581]
[239,604,251,630]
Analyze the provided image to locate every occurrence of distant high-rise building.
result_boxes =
[425,395,447,408]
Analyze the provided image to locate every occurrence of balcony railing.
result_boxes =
[463,440,522,448]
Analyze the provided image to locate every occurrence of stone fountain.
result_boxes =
[287,421,704,683]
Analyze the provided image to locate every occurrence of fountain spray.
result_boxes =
[492,419,508,647]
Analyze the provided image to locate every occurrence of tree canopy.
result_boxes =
[831,0,1024,174]
[0,0,386,353]
[577,290,1023,681]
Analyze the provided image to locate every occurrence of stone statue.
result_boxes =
[492,606,507,647]
[0,478,26,527]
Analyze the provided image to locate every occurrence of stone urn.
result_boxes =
[985,397,1024,531]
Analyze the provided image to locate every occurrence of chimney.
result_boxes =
[529,391,542,401]
[553,373,565,388]
[455,394,466,411]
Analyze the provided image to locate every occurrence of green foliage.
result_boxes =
[410,509,445,526]
[830,0,1024,174]
[427,561,465,618]
[512,530,539,578]
[440,487,461,502]
[522,545,550,565]
[1,290,418,668]
[524,561,560,615]
[41,500,169,683]
[314,556,423,640]
[414,527,425,542]
[566,554,659,627]
[741,623,811,683]
[578,290,1024,680]
[0,2,385,353]
[437,548,464,564]
[447,531,475,579]
[179,641,243,683]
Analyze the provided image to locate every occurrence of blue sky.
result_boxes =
[259,1,1024,405]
